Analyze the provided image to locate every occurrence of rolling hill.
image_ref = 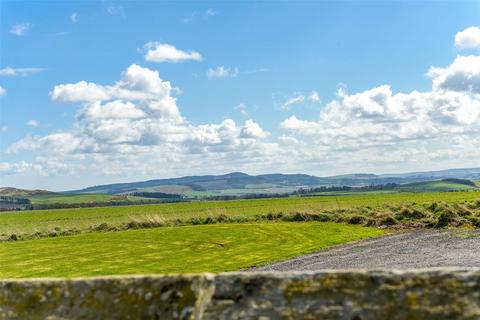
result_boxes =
[397,179,480,193]
[69,168,480,195]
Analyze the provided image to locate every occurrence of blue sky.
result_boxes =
[1,1,479,190]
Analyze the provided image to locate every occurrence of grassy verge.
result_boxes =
[0,222,384,278]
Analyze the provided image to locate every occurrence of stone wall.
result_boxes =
[1,269,479,319]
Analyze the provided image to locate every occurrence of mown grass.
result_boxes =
[0,222,384,278]
[1,192,478,240]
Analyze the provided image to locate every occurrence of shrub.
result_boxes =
[8,233,18,241]
[456,204,473,217]
[395,206,427,220]
[436,209,459,228]
[91,223,109,231]
[348,215,367,225]
[378,215,398,226]
[466,216,480,228]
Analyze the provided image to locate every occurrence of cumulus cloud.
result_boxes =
[240,120,268,139]
[9,64,271,178]
[10,23,31,36]
[0,67,45,76]
[428,55,480,93]
[455,26,480,49]
[0,86,5,96]
[281,56,480,152]
[5,29,480,184]
[144,42,202,63]
[50,64,172,102]
[206,66,239,79]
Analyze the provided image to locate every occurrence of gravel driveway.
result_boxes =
[250,230,480,271]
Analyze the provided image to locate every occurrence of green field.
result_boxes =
[0,222,384,278]
[1,191,478,238]
[26,193,158,205]
[397,180,479,192]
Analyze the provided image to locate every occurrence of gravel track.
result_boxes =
[249,230,480,271]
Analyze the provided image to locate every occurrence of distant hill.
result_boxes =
[380,167,480,180]
[69,172,326,195]
[0,187,53,196]
[69,167,480,195]
[397,179,479,193]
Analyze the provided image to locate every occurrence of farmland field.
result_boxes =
[0,222,384,278]
[27,193,154,205]
[1,191,478,237]
[397,180,479,192]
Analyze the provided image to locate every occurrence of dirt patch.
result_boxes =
[249,230,480,271]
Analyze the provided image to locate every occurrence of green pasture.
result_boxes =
[0,222,384,278]
[1,191,478,237]
[26,193,153,205]
[397,181,479,193]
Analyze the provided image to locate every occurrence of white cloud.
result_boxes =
[0,161,43,175]
[9,64,271,178]
[0,126,7,132]
[280,95,305,110]
[50,64,172,102]
[279,91,321,110]
[308,91,321,103]
[240,120,268,139]
[71,12,79,23]
[144,42,202,63]
[10,23,31,36]
[206,66,239,79]
[428,55,480,93]
[235,103,248,116]
[0,67,45,76]
[50,81,110,102]
[26,120,39,127]
[5,29,480,185]
[455,26,480,49]
[281,56,480,151]
[0,86,5,96]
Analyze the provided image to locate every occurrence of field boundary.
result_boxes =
[1,269,479,319]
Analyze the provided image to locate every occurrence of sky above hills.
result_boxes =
[1,1,479,190]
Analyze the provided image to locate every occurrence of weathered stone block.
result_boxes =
[1,269,479,319]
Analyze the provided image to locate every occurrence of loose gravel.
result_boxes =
[250,230,480,271]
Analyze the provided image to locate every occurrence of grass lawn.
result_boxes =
[1,191,477,237]
[0,222,384,278]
